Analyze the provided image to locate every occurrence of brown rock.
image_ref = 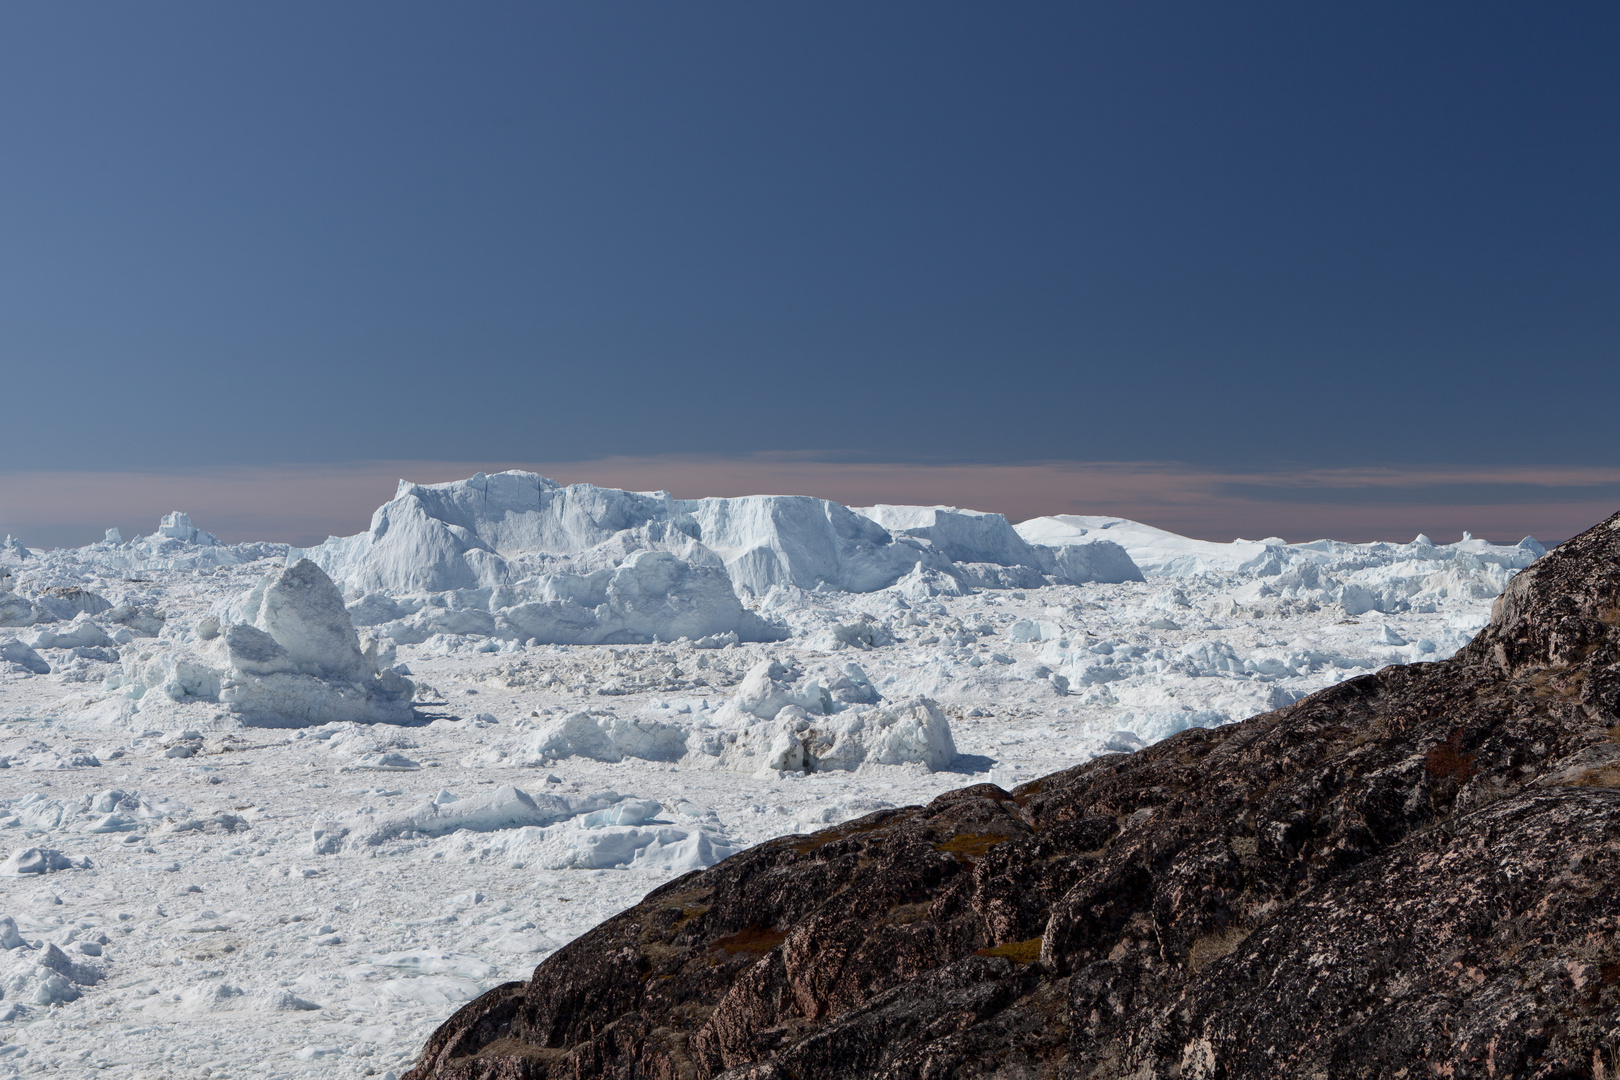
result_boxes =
[404,511,1620,1079]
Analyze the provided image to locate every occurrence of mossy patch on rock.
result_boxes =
[974,938,1041,964]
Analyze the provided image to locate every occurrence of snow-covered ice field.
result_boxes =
[0,473,1544,1077]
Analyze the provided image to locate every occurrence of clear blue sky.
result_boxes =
[1,3,1616,480]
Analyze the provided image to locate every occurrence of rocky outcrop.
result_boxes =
[404,512,1620,1079]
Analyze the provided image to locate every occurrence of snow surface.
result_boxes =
[0,477,1545,1077]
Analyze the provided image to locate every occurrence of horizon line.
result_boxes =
[4,456,1618,551]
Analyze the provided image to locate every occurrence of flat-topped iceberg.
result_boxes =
[285,472,1146,648]
[296,472,947,596]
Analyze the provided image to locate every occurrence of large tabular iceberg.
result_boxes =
[291,472,1143,647]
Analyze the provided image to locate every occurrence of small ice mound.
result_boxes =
[498,822,743,873]
[1112,707,1231,745]
[793,796,895,830]
[733,659,832,720]
[807,696,957,772]
[1104,730,1146,754]
[674,801,718,821]
[351,784,574,847]
[256,989,320,1012]
[630,828,744,873]
[0,917,26,950]
[342,751,421,772]
[371,950,500,981]
[175,910,234,933]
[520,712,688,764]
[1265,685,1305,710]
[0,943,105,1008]
[30,614,113,651]
[16,971,78,1007]
[1007,619,1062,644]
[892,563,969,601]
[1,848,91,876]
[521,712,626,762]
[804,618,895,652]
[180,981,245,1012]
[158,811,249,837]
[693,630,740,649]
[86,812,140,834]
[310,823,349,855]
[578,798,662,828]
[0,637,49,675]
[988,765,1029,791]
[689,696,957,775]
[24,750,100,771]
[346,593,406,627]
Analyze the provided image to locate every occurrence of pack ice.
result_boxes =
[0,479,1550,1077]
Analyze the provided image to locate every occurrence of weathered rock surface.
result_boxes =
[405,512,1620,1079]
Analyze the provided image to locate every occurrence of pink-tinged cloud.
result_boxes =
[3,457,1618,550]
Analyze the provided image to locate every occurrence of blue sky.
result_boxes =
[2,4,1617,544]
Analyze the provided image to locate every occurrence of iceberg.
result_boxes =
[287,472,1148,649]
[1017,514,1543,616]
[116,559,415,726]
[859,504,1140,584]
